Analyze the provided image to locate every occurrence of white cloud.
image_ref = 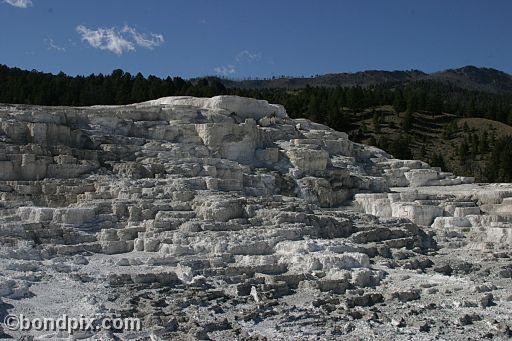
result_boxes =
[236,50,262,63]
[214,65,236,76]
[45,38,66,52]
[214,50,261,76]
[76,25,164,55]
[3,0,32,8]
[121,25,164,49]
[76,25,134,55]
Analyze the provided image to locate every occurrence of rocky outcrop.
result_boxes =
[0,96,510,340]
[144,95,288,120]
[356,184,512,250]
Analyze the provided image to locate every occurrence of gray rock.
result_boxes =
[0,96,510,340]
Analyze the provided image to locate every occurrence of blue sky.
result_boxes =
[0,0,511,79]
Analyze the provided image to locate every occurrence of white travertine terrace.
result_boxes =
[0,96,511,339]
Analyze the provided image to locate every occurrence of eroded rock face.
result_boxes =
[0,96,511,340]
[355,184,512,249]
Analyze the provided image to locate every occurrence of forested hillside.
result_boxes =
[1,64,512,182]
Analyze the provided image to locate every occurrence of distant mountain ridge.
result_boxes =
[204,66,512,93]
[432,66,512,93]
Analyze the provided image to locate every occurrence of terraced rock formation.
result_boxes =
[0,96,511,340]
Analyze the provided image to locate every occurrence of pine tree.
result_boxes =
[419,145,427,158]
[372,113,381,133]
[392,90,406,114]
[431,152,446,170]
[402,111,413,131]
[463,121,470,133]
[131,73,148,103]
[458,141,469,165]
[479,131,489,154]
[406,90,418,113]
[471,133,479,157]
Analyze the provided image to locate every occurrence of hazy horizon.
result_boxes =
[3,62,511,81]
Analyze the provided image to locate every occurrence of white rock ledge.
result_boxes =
[141,95,288,120]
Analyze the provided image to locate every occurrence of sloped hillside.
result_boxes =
[350,107,512,182]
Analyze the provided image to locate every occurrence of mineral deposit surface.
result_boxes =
[0,96,511,340]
